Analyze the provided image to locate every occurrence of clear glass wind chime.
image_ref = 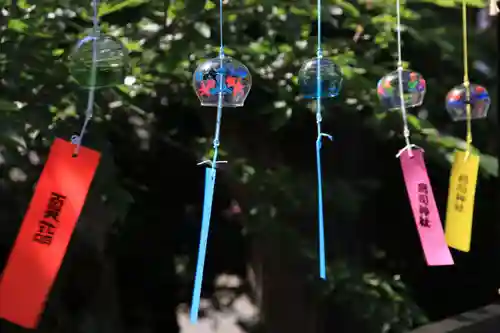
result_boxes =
[298,0,343,280]
[68,0,128,154]
[0,0,129,330]
[190,0,252,323]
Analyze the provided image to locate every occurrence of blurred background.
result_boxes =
[0,0,498,332]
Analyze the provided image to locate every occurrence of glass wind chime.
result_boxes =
[0,0,128,329]
[68,0,128,154]
[298,0,343,280]
[190,0,252,323]
[376,0,454,266]
[443,0,491,252]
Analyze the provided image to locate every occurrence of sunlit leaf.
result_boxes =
[8,19,29,33]
[99,0,149,17]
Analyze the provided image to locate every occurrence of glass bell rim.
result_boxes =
[71,35,128,55]
[193,55,249,66]
[199,101,245,108]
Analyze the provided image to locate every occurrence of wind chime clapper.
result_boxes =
[190,1,252,319]
[67,0,129,157]
[298,0,343,280]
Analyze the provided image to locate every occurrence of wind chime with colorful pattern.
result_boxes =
[376,0,491,264]
[190,0,252,323]
[443,0,491,252]
[376,0,455,266]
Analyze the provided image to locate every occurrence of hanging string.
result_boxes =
[190,0,226,322]
[315,0,332,280]
[71,0,99,157]
[461,0,472,160]
[394,0,415,158]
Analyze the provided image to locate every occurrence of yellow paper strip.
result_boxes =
[445,150,479,252]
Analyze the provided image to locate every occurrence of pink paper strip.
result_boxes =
[399,149,454,266]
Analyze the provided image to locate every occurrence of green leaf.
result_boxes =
[0,100,18,112]
[52,49,65,57]
[99,0,149,17]
[8,19,29,33]
[479,154,498,177]
[205,0,216,10]
[336,0,361,17]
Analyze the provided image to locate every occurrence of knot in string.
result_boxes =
[316,111,323,123]
[212,138,220,148]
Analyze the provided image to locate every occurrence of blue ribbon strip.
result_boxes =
[190,167,216,322]
[315,0,331,280]
[190,92,223,322]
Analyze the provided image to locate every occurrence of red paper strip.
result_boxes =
[0,138,100,328]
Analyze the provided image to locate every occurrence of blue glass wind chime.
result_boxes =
[190,0,252,323]
[298,0,343,279]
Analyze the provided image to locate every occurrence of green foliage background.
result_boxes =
[0,0,497,332]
